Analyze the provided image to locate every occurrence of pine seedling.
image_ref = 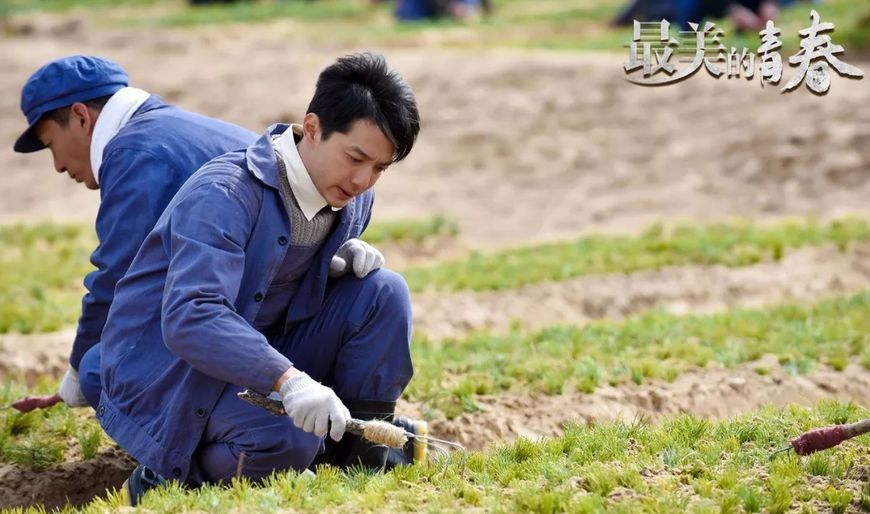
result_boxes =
[76,424,103,460]
[823,486,853,514]
[3,438,63,469]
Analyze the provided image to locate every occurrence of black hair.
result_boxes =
[307,52,420,163]
[42,95,112,126]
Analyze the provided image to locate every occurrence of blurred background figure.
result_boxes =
[682,0,781,31]
[391,0,492,21]
[188,0,248,5]
[610,0,681,27]
[611,0,812,31]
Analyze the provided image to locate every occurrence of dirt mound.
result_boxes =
[412,242,870,339]
[404,358,870,451]
[0,447,134,510]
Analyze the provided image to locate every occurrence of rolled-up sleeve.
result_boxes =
[160,181,292,393]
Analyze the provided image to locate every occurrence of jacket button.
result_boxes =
[254,292,264,302]
[97,406,106,417]
[172,467,182,478]
[195,408,206,418]
[278,236,288,246]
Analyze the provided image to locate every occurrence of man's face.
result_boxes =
[35,104,97,190]
[301,115,395,208]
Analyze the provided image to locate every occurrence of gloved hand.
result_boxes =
[329,238,384,278]
[58,367,89,407]
[279,372,350,442]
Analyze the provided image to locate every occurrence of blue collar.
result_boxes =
[245,123,288,191]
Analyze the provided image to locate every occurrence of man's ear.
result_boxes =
[302,113,321,143]
[69,102,96,135]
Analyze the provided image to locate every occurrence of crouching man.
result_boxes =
[11,55,256,412]
[94,52,421,503]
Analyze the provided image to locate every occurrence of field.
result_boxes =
[0,0,869,511]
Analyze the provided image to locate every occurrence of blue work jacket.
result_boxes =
[71,96,256,370]
[97,124,374,482]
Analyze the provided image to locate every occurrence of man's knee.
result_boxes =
[358,268,412,319]
[78,344,102,410]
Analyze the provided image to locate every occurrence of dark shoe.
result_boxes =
[122,464,167,506]
[385,416,428,470]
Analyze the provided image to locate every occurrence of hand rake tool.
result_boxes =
[238,389,466,474]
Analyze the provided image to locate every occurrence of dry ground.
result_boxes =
[2,16,868,248]
[0,11,868,510]
[404,357,870,451]
[413,241,870,339]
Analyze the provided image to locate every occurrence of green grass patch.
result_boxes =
[0,0,392,27]
[0,216,458,335]
[0,0,158,16]
[362,215,459,245]
[403,217,870,292]
[407,292,870,418]
[0,223,96,334]
[0,379,103,469]
[136,0,375,28]
[4,402,867,513]
[2,217,865,335]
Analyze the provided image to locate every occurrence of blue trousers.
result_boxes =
[79,269,413,484]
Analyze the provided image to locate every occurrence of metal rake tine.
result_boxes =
[426,442,451,477]
[414,433,468,479]
[769,446,793,460]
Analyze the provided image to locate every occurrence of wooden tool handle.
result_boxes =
[844,419,870,438]
[237,389,367,436]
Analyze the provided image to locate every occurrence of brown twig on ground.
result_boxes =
[235,451,247,479]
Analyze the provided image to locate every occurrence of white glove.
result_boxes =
[58,367,89,407]
[279,372,350,442]
[329,238,384,278]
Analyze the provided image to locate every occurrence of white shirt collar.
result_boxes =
[272,124,341,221]
[89,87,151,185]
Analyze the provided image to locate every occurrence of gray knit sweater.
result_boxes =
[274,149,337,246]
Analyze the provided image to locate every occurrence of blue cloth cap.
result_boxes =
[14,55,128,153]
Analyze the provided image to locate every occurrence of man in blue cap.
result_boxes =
[13,55,257,410]
[96,52,422,504]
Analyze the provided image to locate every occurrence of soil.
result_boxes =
[0,447,135,510]
[400,357,870,451]
[4,241,867,382]
[412,241,870,339]
[0,10,869,511]
[0,329,74,384]
[4,358,866,509]
[1,18,868,253]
